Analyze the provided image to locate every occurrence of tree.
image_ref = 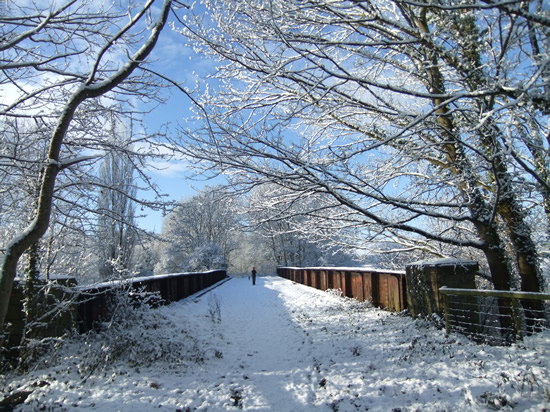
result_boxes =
[0,0,176,339]
[1,118,99,285]
[0,119,47,243]
[182,242,225,272]
[226,230,272,275]
[155,186,240,274]
[96,119,138,279]
[247,184,361,268]
[177,0,549,294]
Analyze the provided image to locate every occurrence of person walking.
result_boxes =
[251,267,257,285]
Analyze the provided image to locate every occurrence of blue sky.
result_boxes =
[134,19,221,233]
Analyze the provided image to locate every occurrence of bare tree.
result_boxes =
[0,0,176,339]
[177,0,548,294]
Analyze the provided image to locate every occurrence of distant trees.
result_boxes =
[155,187,240,274]
[182,243,225,272]
[154,184,358,275]
[226,231,271,275]
[0,0,176,338]
[177,0,549,292]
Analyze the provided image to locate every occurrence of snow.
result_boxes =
[75,269,224,290]
[2,275,550,411]
[407,258,479,268]
[278,266,406,275]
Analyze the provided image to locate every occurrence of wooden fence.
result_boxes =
[439,287,550,344]
[277,266,407,312]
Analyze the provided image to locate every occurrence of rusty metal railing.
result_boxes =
[277,266,407,312]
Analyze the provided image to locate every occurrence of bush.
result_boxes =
[35,288,204,377]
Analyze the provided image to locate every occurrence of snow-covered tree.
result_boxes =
[177,0,549,294]
[0,119,49,243]
[226,231,272,275]
[96,120,138,279]
[182,242,225,272]
[0,0,176,339]
[155,187,240,274]
[247,184,360,268]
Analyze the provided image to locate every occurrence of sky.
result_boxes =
[134,12,221,233]
[0,1,216,234]
[3,275,549,411]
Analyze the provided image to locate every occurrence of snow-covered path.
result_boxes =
[182,276,322,410]
[2,275,550,411]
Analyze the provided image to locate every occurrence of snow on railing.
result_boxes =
[4,270,229,350]
[77,269,228,333]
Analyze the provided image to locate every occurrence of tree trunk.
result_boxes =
[22,242,41,341]
[498,200,546,332]
[441,7,545,298]
[411,6,518,336]
[0,157,61,342]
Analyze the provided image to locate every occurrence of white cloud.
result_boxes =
[147,158,191,177]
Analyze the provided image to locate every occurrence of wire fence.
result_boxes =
[439,287,550,345]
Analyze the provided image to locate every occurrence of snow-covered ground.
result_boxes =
[2,275,549,411]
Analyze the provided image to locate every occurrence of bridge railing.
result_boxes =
[4,270,228,347]
[277,266,407,312]
[77,269,228,332]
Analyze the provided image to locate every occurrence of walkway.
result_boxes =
[182,276,320,410]
[6,275,550,411]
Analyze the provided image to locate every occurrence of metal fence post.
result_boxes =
[511,298,524,340]
[441,287,451,335]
